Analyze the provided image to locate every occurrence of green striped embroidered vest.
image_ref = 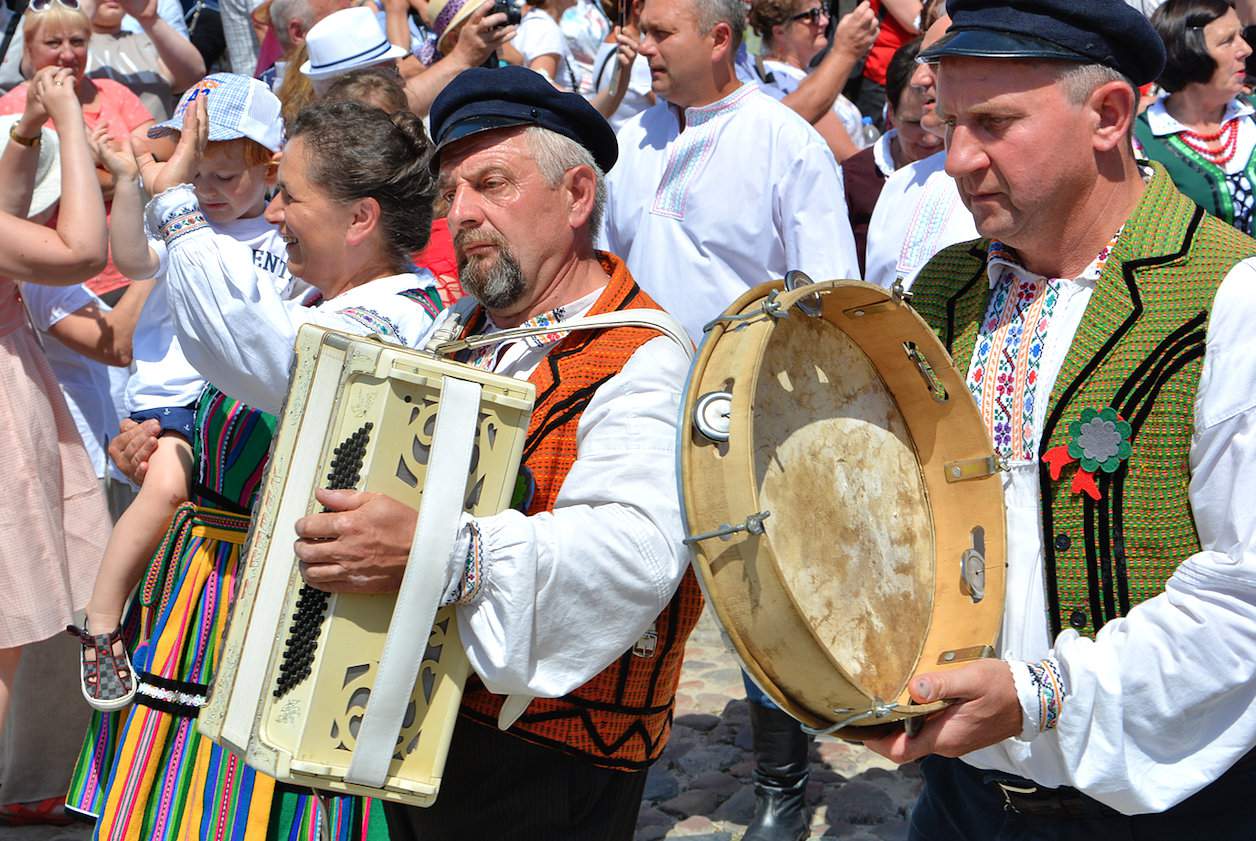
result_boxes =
[909,164,1256,637]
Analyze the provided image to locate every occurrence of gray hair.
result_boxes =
[523,126,607,240]
[270,0,313,51]
[691,0,745,50]
[1051,62,1139,108]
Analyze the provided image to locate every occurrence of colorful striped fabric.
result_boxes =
[67,385,391,841]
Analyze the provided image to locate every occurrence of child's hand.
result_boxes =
[88,125,141,181]
[151,94,208,196]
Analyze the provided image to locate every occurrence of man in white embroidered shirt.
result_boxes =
[289,66,701,841]
[858,0,1256,838]
[599,0,861,340]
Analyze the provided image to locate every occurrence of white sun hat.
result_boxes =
[300,6,409,81]
[0,115,61,219]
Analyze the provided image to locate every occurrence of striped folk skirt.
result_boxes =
[67,503,389,841]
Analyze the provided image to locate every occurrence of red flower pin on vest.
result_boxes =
[1042,407,1133,501]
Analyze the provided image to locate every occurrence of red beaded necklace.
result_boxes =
[1179,119,1241,167]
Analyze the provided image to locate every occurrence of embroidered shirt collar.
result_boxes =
[1143,95,1255,137]
[986,226,1125,288]
[671,82,759,129]
[481,286,605,348]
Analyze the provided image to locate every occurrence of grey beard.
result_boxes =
[458,246,527,311]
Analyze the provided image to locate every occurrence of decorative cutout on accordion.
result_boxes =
[274,422,375,699]
[327,615,455,759]
[395,397,502,510]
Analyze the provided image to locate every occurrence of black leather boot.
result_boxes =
[742,701,812,841]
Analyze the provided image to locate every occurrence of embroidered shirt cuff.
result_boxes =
[441,517,487,607]
[145,184,210,246]
[1009,657,1067,741]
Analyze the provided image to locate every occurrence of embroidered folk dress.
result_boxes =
[0,279,110,649]
[1135,96,1256,236]
[66,386,391,841]
[600,82,861,339]
[65,185,444,841]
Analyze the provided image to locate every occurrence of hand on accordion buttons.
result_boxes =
[294,488,418,594]
[860,659,1023,764]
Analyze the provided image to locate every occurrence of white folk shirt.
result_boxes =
[126,213,296,415]
[146,184,441,415]
[865,148,977,289]
[600,83,860,339]
[957,244,1256,816]
[422,291,694,699]
[760,59,867,149]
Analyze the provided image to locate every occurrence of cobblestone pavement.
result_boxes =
[0,610,920,841]
[636,608,922,841]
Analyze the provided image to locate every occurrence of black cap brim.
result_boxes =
[431,113,535,169]
[918,28,1091,65]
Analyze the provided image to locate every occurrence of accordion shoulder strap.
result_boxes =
[430,309,694,360]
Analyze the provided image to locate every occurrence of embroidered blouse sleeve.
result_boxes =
[448,335,693,698]
[1040,257,1256,814]
[149,185,437,414]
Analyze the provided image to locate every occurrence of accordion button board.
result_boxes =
[198,324,535,807]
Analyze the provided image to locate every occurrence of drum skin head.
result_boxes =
[754,313,934,704]
[679,280,1006,732]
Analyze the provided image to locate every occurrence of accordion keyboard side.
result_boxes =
[200,324,535,807]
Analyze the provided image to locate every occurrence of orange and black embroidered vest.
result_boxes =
[910,165,1256,638]
[457,252,705,771]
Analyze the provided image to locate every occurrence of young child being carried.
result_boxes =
[69,74,295,711]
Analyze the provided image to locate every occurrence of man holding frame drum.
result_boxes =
[861,0,1256,837]
[289,66,702,841]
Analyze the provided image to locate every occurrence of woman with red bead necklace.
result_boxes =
[1136,0,1256,234]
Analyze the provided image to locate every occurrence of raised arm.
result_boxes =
[0,68,108,284]
[403,3,517,116]
[587,27,636,119]
[91,127,162,279]
[0,78,53,218]
[122,0,207,90]
[780,1,878,123]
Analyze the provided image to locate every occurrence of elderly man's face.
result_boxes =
[937,58,1096,251]
[439,128,582,317]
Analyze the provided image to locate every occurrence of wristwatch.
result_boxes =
[8,123,40,148]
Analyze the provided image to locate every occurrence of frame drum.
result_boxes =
[678,278,1006,735]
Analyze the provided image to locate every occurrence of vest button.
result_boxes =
[1069,609,1087,629]
[1054,533,1071,551]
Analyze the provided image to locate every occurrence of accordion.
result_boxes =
[199,324,534,807]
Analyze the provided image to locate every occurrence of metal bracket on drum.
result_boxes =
[937,645,995,665]
[845,278,911,319]
[959,525,987,603]
[903,342,949,403]
[783,270,823,317]
[702,290,789,333]
[944,455,1001,483]
[683,510,771,545]
[800,701,897,737]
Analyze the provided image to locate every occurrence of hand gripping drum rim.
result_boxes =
[677,279,1006,736]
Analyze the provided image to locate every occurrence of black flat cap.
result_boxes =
[429,66,618,172]
[919,0,1167,87]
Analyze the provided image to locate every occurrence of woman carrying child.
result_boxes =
[67,81,443,841]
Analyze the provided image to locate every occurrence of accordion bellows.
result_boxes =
[200,325,534,806]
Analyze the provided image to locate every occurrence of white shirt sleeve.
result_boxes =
[454,335,692,697]
[1040,258,1256,814]
[776,136,862,282]
[18,281,96,331]
[149,185,439,415]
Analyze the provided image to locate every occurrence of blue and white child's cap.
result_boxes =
[148,73,284,153]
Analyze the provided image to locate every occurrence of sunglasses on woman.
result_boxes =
[27,0,82,13]
[789,6,825,24]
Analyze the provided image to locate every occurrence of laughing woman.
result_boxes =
[1136,0,1256,235]
[68,100,442,841]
